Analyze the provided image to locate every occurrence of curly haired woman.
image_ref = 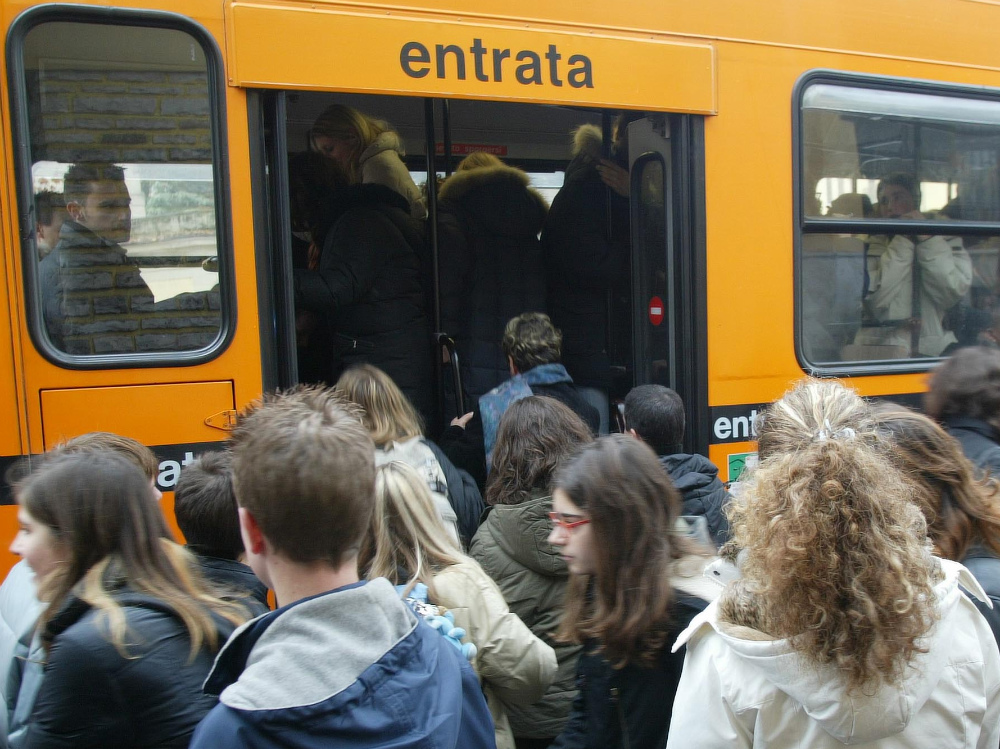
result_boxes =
[667,379,1000,749]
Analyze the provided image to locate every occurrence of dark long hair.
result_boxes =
[876,405,1000,560]
[554,435,689,668]
[485,396,593,506]
[17,452,247,656]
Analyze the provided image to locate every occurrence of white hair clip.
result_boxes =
[814,419,856,443]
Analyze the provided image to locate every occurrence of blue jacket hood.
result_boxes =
[191,578,496,749]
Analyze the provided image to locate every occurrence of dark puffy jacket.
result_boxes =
[294,184,434,422]
[551,592,708,749]
[961,545,1000,649]
[24,591,235,749]
[469,492,581,739]
[542,126,629,389]
[188,549,270,616]
[438,164,548,401]
[659,453,732,548]
[943,417,1000,481]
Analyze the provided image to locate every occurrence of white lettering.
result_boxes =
[158,460,181,489]
[713,417,732,440]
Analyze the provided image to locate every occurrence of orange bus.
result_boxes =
[3,0,1000,572]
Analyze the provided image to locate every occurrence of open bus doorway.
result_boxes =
[252,91,695,448]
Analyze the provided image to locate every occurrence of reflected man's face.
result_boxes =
[69,179,132,245]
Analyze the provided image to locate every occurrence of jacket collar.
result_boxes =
[945,416,1000,442]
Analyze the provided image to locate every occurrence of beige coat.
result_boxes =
[434,561,557,749]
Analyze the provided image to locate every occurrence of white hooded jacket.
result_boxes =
[666,559,1000,749]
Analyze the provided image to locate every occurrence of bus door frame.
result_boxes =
[626,114,709,455]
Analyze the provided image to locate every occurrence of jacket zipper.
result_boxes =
[610,686,631,749]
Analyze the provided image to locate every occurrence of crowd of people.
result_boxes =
[0,343,1000,747]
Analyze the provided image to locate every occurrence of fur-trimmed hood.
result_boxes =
[571,123,602,161]
[439,163,547,237]
[359,130,405,163]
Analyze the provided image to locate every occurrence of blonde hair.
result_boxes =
[335,364,423,447]
[724,379,938,693]
[311,104,391,183]
[364,462,467,600]
[455,152,503,172]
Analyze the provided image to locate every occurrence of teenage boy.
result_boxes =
[189,385,496,749]
[174,451,269,614]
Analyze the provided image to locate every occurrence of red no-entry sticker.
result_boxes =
[648,296,664,326]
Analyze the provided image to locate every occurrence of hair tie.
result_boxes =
[814,419,856,443]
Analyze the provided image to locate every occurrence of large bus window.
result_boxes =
[11,18,228,360]
[798,79,1000,368]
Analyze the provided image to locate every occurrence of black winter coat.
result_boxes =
[24,591,235,749]
[659,453,732,548]
[188,549,270,616]
[294,184,434,421]
[943,417,1000,481]
[438,165,548,401]
[550,592,707,749]
[542,146,629,389]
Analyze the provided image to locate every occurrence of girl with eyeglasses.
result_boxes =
[547,434,715,749]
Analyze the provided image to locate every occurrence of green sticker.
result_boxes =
[728,452,758,483]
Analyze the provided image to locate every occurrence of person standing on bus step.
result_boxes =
[11,452,249,749]
[437,152,548,403]
[3,432,165,749]
[39,163,155,354]
[853,172,972,357]
[541,115,638,433]
[188,385,496,749]
[547,436,715,749]
[666,379,1000,749]
[288,151,435,426]
[622,385,731,548]
[310,103,426,219]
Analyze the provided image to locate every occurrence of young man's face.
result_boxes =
[69,179,132,244]
[878,183,918,218]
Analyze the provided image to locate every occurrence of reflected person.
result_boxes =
[40,163,155,354]
[853,173,972,357]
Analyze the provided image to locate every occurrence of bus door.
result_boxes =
[4,8,250,514]
[625,114,708,453]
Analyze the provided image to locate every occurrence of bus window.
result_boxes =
[11,19,228,360]
[797,79,1000,368]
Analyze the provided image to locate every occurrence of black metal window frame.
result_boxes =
[6,3,236,369]
[793,69,1000,376]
